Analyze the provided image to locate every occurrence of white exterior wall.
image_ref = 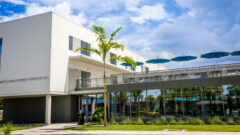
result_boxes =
[0,13,52,97]
[0,12,161,97]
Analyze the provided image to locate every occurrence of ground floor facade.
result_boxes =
[3,95,78,124]
[108,85,240,119]
[2,85,240,124]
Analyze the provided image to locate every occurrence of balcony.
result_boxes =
[75,63,240,90]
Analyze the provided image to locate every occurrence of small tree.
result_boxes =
[75,25,136,127]
[2,122,13,135]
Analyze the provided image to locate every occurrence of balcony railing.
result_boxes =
[75,63,240,89]
[76,77,117,90]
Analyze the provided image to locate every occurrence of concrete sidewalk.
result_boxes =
[12,123,240,135]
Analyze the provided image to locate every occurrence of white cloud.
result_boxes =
[2,0,26,5]
[128,4,169,24]
[187,10,196,17]
[236,42,240,49]
[0,2,87,25]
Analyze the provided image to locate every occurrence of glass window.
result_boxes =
[69,36,73,51]
[0,38,2,53]
[110,52,117,65]
[131,66,135,71]
[145,67,149,73]
[81,41,91,56]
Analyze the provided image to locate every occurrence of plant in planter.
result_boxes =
[2,122,13,135]
[90,106,104,123]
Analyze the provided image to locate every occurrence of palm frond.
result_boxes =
[114,55,136,68]
[74,47,101,56]
[108,27,122,43]
[92,24,107,40]
[110,42,124,51]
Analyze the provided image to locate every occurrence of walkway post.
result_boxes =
[181,88,184,117]
[85,95,88,123]
[200,88,204,116]
[91,97,96,114]
[45,94,51,125]
[107,91,110,120]
[163,89,166,116]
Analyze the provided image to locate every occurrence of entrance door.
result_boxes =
[81,71,91,88]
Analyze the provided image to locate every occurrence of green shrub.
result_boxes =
[133,117,144,125]
[209,117,225,125]
[120,118,132,125]
[146,120,153,125]
[168,119,177,125]
[147,112,156,117]
[188,118,205,125]
[110,118,118,125]
[235,120,240,125]
[237,109,240,117]
[226,118,236,125]
[2,122,13,135]
[152,117,168,125]
[177,119,185,125]
[90,107,104,123]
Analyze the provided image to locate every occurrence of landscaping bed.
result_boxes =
[67,125,240,132]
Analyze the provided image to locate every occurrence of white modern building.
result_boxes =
[0,12,159,124]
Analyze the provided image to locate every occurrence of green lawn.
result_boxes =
[68,125,240,132]
[0,125,39,132]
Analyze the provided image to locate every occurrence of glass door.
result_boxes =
[81,71,91,88]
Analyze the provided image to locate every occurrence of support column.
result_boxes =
[45,94,51,125]
[91,97,96,114]
[181,88,184,117]
[163,89,166,116]
[78,96,82,113]
[107,91,111,121]
[200,88,204,116]
[85,95,88,123]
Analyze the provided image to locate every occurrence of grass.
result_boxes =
[0,125,39,132]
[67,125,240,132]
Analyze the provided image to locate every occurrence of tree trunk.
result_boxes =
[138,96,140,117]
[103,61,107,127]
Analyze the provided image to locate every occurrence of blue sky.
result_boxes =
[0,0,240,68]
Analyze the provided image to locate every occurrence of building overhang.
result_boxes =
[69,88,104,95]
[69,53,133,73]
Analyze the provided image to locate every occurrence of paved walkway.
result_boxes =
[12,123,240,135]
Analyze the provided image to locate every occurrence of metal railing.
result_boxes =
[76,77,117,89]
[75,63,240,89]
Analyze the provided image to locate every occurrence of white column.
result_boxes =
[91,98,96,113]
[45,94,52,125]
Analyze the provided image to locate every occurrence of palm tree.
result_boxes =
[75,24,136,127]
[132,90,143,117]
[227,85,240,109]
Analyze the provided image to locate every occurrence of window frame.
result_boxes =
[0,38,2,53]
[69,36,73,51]
[110,52,117,65]
[80,40,91,56]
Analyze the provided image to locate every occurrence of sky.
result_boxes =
[0,0,240,68]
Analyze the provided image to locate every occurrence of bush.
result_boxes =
[152,117,168,125]
[133,117,144,125]
[209,117,225,125]
[226,118,236,125]
[235,120,240,125]
[120,118,132,125]
[146,120,153,125]
[168,119,177,125]
[90,107,104,123]
[238,109,240,117]
[188,118,205,125]
[2,122,13,135]
[110,118,118,125]
[177,119,185,125]
[147,112,156,117]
